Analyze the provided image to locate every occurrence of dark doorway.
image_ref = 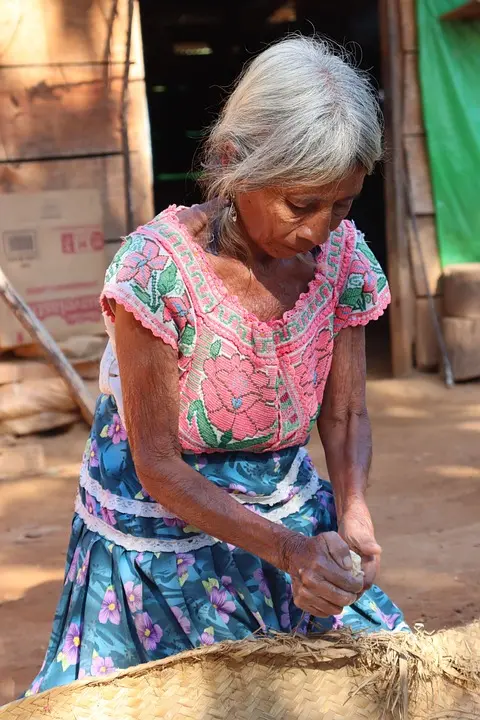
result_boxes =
[138,0,390,373]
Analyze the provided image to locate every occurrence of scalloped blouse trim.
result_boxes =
[159,205,341,331]
[339,285,391,333]
[347,285,391,326]
[101,285,178,351]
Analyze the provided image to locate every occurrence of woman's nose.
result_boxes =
[296,213,332,246]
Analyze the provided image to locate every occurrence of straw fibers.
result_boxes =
[2,622,479,720]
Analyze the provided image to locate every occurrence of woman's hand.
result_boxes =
[283,532,364,617]
[337,498,381,591]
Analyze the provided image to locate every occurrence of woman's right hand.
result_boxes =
[283,532,363,617]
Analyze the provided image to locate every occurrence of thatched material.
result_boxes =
[2,623,479,720]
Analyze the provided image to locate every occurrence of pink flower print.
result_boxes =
[101,504,117,527]
[99,587,121,625]
[124,581,142,613]
[164,516,187,529]
[200,629,215,646]
[286,486,300,502]
[117,238,168,289]
[108,414,127,445]
[28,677,43,695]
[88,439,99,468]
[176,552,195,577]
[78,668,87,680]
[171,606,191,634]
[201,354,276,441]
[280,600,291,629]
[91,655,116,677]
[85,492,96,516]
[135,612,163,651]
[307,515,318,530]
[63,623,82,665]
[253,568,271,599]
[76,550,90,586]
[228,482,247,494]
[221,576,236,595]
[136,553,145,565]
[209,587,236,623]
[333,614,344,630]
[377,609,401,630]
[67,547,81,583]
[228,483,257,497]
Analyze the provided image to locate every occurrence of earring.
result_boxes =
[229,199,237,223]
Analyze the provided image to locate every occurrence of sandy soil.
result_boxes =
[1,373,479,704]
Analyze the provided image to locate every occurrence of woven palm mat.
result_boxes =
[2,623,480,720]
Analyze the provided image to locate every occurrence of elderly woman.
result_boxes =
[26,36,406,694]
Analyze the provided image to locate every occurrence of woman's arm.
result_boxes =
[115,306,362,615]
[317,326,381,587]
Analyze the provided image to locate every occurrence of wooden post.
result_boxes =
[379,0,414,377]
[0,266,96,424]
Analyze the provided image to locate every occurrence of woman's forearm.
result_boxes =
[135,453,300,572]
[318,408,372,518]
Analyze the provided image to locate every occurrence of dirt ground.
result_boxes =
[1,372,479,704]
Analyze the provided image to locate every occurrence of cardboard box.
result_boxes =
[0,189,106,350]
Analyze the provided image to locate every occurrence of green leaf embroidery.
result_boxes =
[187,400,218,447]
[100,424,109,438]
[181,325,195,347]
[377,274,387,293]
[221,433,274,451]
[210,339,221,358]
[179,572,188,587]
[157,262,178,296]
[132,284,152,307]
[339,286,362,308]
[265,596,274,608]
[203,626,214,637]
[219,430,233,447]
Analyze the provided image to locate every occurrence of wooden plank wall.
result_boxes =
[400,0,442,370]
[0,0,153,252]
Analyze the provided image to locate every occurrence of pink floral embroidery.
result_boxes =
[164,296,195,332]
[350,256,378,304]
[202,354,276,441]
[117,239,168,289]
[296,330,332,399]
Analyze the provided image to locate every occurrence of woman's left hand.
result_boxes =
[337,498,381,592]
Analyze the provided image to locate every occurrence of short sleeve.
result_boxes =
[101,230,196,358]
[334,227,391,335]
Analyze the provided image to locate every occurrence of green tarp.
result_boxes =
[417,0,480,266]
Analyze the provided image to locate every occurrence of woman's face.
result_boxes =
[235,165,366,259]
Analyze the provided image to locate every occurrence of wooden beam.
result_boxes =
[379,0,414,377]
[404,136,435,215]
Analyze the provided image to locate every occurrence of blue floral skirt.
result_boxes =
[25,395,407,696]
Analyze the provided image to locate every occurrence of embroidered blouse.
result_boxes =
[100,205,390,455]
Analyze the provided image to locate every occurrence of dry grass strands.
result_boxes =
[1,623,479,720]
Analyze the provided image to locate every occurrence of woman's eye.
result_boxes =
[287,200,314,212]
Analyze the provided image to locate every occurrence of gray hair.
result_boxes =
[201,35,383,258]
